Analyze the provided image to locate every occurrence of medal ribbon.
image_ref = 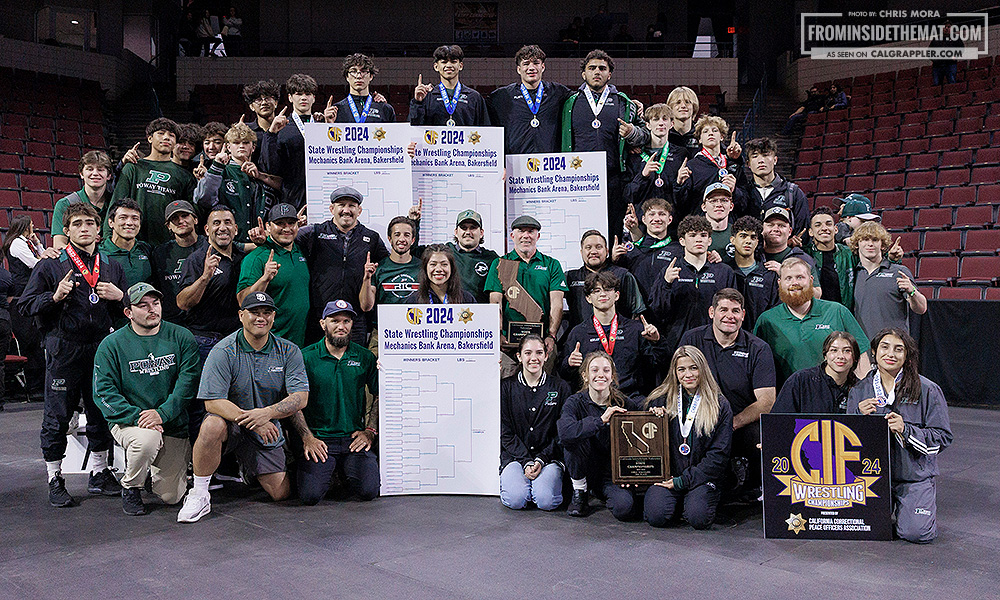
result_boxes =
[583,86,611,118]
[873,370,903,407]
[677,389,702,440]
[428,292,448,304]
[439,82,462,116]
[700,147,727,170]
[592,314,618,355]
[66,245,100,289]
[347,95,373,123]
[520,83,544,115]
[290,112,307,136]
[641,147,669,175]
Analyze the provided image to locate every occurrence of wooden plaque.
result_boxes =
[610,411,670,484]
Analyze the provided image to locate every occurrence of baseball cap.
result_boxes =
[762,206,792,225]
[164,200,196,221]
[268,203,298,223]
[322,299,357,319]
[511,215,541,230]
[703,182,732,201]
[330,186,363,204]
[240,291,276,310]
[127,282,163,306]
[456,209,483,228]
[841,194,878,220]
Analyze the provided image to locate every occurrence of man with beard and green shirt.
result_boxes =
[93,283,201,516]
[412,209,499,303]
[238,204,310,347]
[113,118,196,247]
[151,201,207,326]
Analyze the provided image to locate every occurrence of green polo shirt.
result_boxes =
[98,237,153,288]
[52,189,112,240]
[238,238,310,347]
[484,249,568,337]
[300,340,378,438]
[374,255,421,305]
[753,298,870,386]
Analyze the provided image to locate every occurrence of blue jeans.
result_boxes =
[500,461,564,510]
[297,436,380,504]
[932,63,957,86]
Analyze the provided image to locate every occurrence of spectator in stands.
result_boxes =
[178,11,198,57]
[196,10,216,57]
[238,204,310,348]
[221,6,242,57]
[753,257,870,386]
[173,123,203,173]
[850,222,927,338]
[820,83,849,112]
[725,216,779,332]
[260,73,319,209]
[18,203,128,507]
[560,17,584,44]
[565,229,646,333]
[52,151,114,250]
[100,198,153,291]
[805,207,855,309]
[780,85,824,136]
[487,45,571,155]
[674,115,743,225]
[836,194,880,246]
[772,330,860,414]
[737,137,809,237]
[242,80,280,164]
[930,21,960,85]
[3,217,46,398]
[113,118,197,247]
[194,121,279,242]
[624,103,684,216]
[151,200,206,327]
[330,54,396,123]
[562,49,648,237]
[410,45,490,127]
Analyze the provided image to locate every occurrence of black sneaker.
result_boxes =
[88,469,122,496]
[122,488,147,516]
[48,475,75,508]
[567,490,590,517]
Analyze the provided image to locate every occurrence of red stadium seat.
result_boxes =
[796,164,819,179]
[937,286,983,299]
[797,180,818,195]
[876,156,905,173]
[872,127,897,142]
[827,119,848,133]
[876,191,905,209]
[918,285,937,299]
[0,154,21,171]
[817,178,844,194]
[960,132,989,148]
[876,115,901,128]
[872,141,901,157]
[937,169,970,187]
[960,105,987,119]
[21,192,53,210]
[920,230,960,256]
[798,150,820,164]
[895,231,920,255]
[898,124,925,139]
[940,150,973,168]
[848,159,875,174]
[920,96,945,111]
[930,108,957,121]
[23,156,52,173]
[20,174,48,191]
[899,138,930,154]
[926,120,953,137]
[821,147,846,162]
[0,173,17,189]
[848,130,872,145]
[977,185,1000,205]
[929,136,959,152]
[916,256,959,284]
[908,154,938,171]
[986,288,1000,300]
[29,128,54,143]
[12,210,45,229]
[882,209,915,230]
[824,133,847,147]
[970,166,1000,185]
[847,144,873,159]
[819,162,846,177]
[958,256,1000,285]
[954,206,994,229]
[983,115,1000,131]
[914,208,953,230]
[895,99,918,114]
[905,171,936,189]
[902,257,917,274]
[907,188,939,207]
[963,230,1000,256]
[941,187,976,206]
[874,173,904,191]
[52,176,79,195]
[853,117,874,131]
[845,175,874,191]
[977,148,1000,165]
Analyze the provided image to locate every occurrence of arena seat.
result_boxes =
[938,286,984,300]
[962,230,1000,256]
[914,208,953,231]
[920,231,961,256]
[954,206,994,229]
[916,256,959,285]
[958,256,1000,285]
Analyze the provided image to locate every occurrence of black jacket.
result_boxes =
[729,260,779,332]
[557,390,643,453]
[646,392,733,490]
[616,236,683,305]
[674,151,747,224]
[560,315,660,396]
[772,364,855,414]
[500,373,572,470]
[649,258,737,355]
[735,173,810,233]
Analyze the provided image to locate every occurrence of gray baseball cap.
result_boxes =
[511,215,541,230]
[127,282,163,306]
[268,203,298,223]
[330,186,363,204]
[164,200,196,221]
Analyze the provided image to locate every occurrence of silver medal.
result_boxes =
[89,291,99,304]
[655,177,664,187]
[446,118,456,126]
[592,118,601,129]
[679,442,691,456]
[530,117,540,128]
[718,168,728,178]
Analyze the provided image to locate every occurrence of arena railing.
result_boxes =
[250,41,734,59]
[740,72,767,143]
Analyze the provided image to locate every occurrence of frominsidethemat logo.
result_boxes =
[801,11,988,60]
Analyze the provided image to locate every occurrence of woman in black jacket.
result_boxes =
[644,345,733,529]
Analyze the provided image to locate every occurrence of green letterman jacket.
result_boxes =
[560,87,646,172]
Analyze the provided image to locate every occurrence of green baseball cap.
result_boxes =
[841,194,878,219]
[127,282,163,306]
[456,209,483,227]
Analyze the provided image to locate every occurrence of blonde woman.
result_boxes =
[644,345,733,529]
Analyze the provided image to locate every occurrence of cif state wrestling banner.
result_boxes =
[761,414,892,540]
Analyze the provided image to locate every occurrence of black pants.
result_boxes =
[607,171,625,241]
[563,435,641,521]
[9,307,43,394]
[644,481,722,529]
[297,436,380,504]
[727,423,762,498]
[40,336,112,462]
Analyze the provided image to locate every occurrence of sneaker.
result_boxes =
[88,468,122,495]
[567,490,590,517]
[48,475,75,508]
[177,491,211,523]
[122,488,147,516]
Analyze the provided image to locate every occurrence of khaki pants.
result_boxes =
[111,425,191,505]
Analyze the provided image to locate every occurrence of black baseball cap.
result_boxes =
[268,203,298,223]
[164,200,196,221]
[240,292,276,310]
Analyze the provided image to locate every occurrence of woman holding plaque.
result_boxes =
[772,331,860,414]
[557,352,643,519]
[848,328,952,543]
[500,335,572,511]
[406,244,475,304]
[644,345,733,529]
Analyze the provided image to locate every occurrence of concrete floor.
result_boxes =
[1,404,997,600]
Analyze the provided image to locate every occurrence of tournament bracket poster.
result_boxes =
[761,414,892,540]
[303,122,412,238]
[378,304,501,496]
[505,152,607,268]
[411,126,505,251]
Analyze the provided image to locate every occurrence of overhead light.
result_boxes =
[71,20,79,24]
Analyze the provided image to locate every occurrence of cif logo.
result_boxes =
[424,130,439,145]
[641,422,658,439]
[791,420,859,485]
[328,127,342,142]
[406,307,423,325]
[526,157,540,172]
[144,171,170,184]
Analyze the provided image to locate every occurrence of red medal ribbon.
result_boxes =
[593,314,618,355]
[700,147,727,170]
[65,245,100,289]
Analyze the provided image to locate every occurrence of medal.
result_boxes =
[347,94,373,123]
[719,168,729,178]
[655,177,664,187]
[520,83,544,128]
[530,117,540,128]
[65,244,101,304]
[873,370,902,407]
[700,148,727,180]
[679,443,691,456]
[677,389,702,459]
[583,85,610,131]
[439,81,462,126]
[89,292,99,304]
[624,241,634,251]
[446,118,456,126]
[593,314,618,355]
[592,118,601,129]
[642,148,669,185]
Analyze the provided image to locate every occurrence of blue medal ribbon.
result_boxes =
[520,83,544,115]
[439,82,462,118]
[347,95,373,123]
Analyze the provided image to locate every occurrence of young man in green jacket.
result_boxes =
[804,206,857,310]
[93,283,201,515]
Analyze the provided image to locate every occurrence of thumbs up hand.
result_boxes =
[568,342,584,367]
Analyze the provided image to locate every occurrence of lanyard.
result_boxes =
[520,83,544,114]
[873,371,902,407]
[583,86,611,117]
[700,147,727,170]
[641,147,669,174]
[428,292,448,304]
[65,245,99,289]
[291,112,308,136]
[677,389,702,440]
[347,95,373,123]
[593,314,618,355]
[439,82,462,116]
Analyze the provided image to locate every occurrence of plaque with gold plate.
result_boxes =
[610,411,669,484]
[497,258,545,350]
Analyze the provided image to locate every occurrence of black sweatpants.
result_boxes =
[40,336,112,462]
[563,435,641,521]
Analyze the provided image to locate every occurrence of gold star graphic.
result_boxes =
[570,156,583,169]
[786,513,807,534]
[374,127,386,141]
[459,308,474,324]
[470,131,481,144]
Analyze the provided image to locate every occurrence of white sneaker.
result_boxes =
[177,491,211,523]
